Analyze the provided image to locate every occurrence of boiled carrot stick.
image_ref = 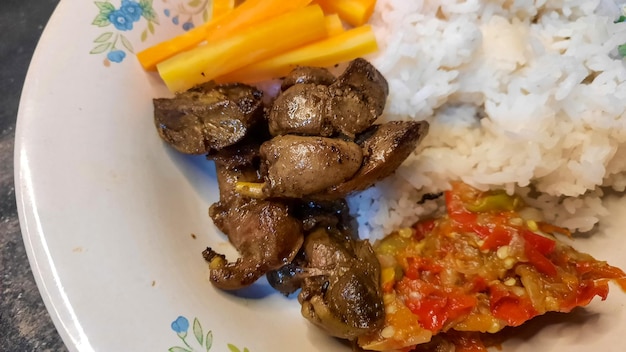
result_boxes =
[137,0,313,70]
[324,14,345,37]
[157,5,328,92]
[206,0,312,42]
[314,0,376,27]
[137,26,208,71]
[217,24,378,84]
[212,0,235,19]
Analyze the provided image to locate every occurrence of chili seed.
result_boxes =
[398,228,413,238]
[504,278,517,286]
[381,326,396,338]
[496,245,510,259]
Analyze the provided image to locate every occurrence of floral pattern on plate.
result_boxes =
[90,0,159,65]
[169,316,250,352]
[90,0,210,66]
[163,0,211,31]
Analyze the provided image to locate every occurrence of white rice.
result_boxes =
[351,0,626,240]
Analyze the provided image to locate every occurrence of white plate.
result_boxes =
[15,0,626,351]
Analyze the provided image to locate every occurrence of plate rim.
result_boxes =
[13,2,90,351]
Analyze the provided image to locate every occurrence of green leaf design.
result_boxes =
[148,21,155,34]
[188,0,202,7]
[193,318,203,346]
[227,344,241,352]
[141,29,148,42]
[168,347,192,352]
[120,35,134,53]
[139,0,153,10]
[144,8,159,23]
[92,13,110,27]
[616,15,626,23]
[94,32,113,43]
[243,348,249,352]
[140,1,159,24]
[95,1,115,15]
[205,331,213,351]
[90,42,111,54]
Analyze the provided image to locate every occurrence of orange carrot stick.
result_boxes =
[157,5,328,92]
[314,0,376,27]
[212,0,235,19]
[137,0,313,71]
[206,0,313,42]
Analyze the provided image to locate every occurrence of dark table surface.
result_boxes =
[0,0,68,351]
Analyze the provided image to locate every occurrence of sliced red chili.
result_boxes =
[413,219,436,241]
[573,262,626,291]
[468,276,488,293]
[403,288,477,333]
[473,223,513,251]
[489,284,537,326]
[399,256,478,333]
[524,248,557,277]
[560,280,611,312]
[521,230,556,255]
[520,230,557,276]
[404,257,443,281]
[575,260,626,279]
[445,184,479,226]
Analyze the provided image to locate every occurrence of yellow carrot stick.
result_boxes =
[137,0,313,70]
[324,14,345,37]
[217,24,378,84]
[157,5,328,92]
[314,0,376,27]
[212,0,235,19]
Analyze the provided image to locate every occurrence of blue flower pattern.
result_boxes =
[90,0,159,65]
[182,22,195,31]
[121,0,143,22]
[162,0,210,32]
[171,316,190,335]
[108,9,135,31]
[168,315,250,352]
[107,50,126,63]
